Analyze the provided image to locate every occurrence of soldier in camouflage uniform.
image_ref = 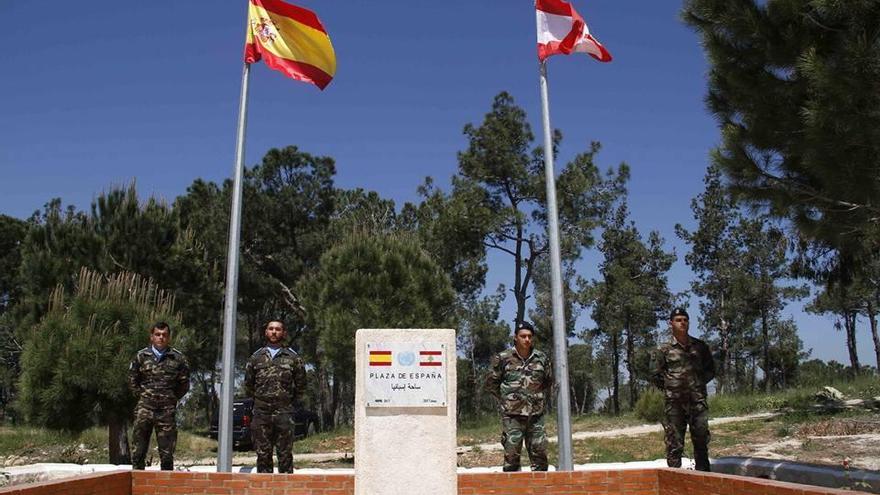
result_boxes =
[485,321,554,472]
[244,319,306,474]
[651,308,715,472]
[128,322,190,470]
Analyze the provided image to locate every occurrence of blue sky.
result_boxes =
[0,1,873,366]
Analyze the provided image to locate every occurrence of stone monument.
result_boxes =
[354,328,457,495]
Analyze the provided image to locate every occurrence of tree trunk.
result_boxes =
[107,413,131,465]
[513,223,526,324]
[750,355,757,392]
[719,328,730,393]
[867,299,880,375]
[317,356,334,431]
[761,308,771,392]
[194,372,216,428]
[844,310,861,375]
[624,315,637,409]
[247,315,256,355]
[330,373,341,426]
[732,345,742,392]
[581,380,592,414]
[470,339,481,416]
[611,332,620,415]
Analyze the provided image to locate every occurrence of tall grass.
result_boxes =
[709,374,880,416]
[0,425,217,464]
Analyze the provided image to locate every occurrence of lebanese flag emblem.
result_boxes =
[419,350,443,366]
[536,0,612,62]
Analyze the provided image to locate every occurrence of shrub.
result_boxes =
[634,388,664,422]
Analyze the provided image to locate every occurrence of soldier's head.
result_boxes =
[150,322,171,351]
[264,319,286,347]
[513,321,535,353]
[669,308,689,335]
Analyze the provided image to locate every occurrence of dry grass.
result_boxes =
[797,418,880,436]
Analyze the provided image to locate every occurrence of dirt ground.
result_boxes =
[3,412,878,472]
[455,412,880,470]
[712,415,880,471]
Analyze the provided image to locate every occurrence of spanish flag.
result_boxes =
[369,351,392,367]
[244,0,336,90]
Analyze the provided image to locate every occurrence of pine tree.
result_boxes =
[683,0,880,254]
[456,92,627,324]
[581,203,676,413]
[676,166,742,392]
[684,0,880,373]
[17,269,188,464]
[299,232,455,425]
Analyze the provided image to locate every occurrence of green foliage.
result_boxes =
[16,269,189,431]
[682,0,880,253]
[0,425,215,465]
[677,166,807,392]
[708,373,880,416]
[567,342,599,415]
[455,92,627,323]
[236,146,338,338]
[709,387,812,416]
[797,359,851,387]
[683,0,880,376]
[300,232,455,418]
[455,288,510,417]
[0,215,27,313]
[0,214,27,418]
[580,200,676,413]
[174,146,342,425]
[634,387,664,423]
[400,177,491,300]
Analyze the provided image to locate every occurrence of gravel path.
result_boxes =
[458,411,779,453]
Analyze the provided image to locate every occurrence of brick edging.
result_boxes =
[2,466,874,494]
[0,470,130,495]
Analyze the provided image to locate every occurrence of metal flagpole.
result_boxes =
[217,61,251,472]
[538,60,574,471]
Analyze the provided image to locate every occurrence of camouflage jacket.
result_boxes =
[128,347,190,410]
[485,348,554,417]
[651,335,715,403]
[244,347,306,414]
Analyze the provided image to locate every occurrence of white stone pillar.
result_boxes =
[354,328,457,495]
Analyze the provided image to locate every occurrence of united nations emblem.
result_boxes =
[397,351,415,366]
[251,17,278,44]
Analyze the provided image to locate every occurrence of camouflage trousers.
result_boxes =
[501,414,548,472]
[252,412,295,473]
[663,399,711,472]
[131,405,177,470]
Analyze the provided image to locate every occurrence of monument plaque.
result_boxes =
[364,342,448,407]
[355,329,457,495]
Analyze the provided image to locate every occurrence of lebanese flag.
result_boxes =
[419,350,443,367]
[535,0,612,63]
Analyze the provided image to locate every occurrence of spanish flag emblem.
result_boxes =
[244,0,336,90]
[369,350,392,366]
